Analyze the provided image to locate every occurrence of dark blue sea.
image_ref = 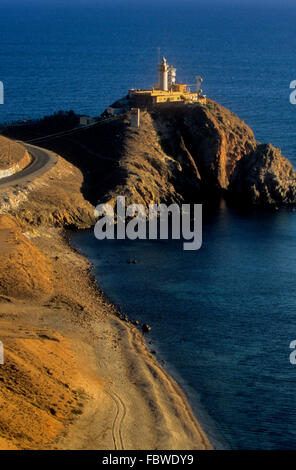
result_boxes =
[2,1,296,449]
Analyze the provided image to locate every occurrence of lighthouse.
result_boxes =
[129,56,206,108]
[158,57,169,91]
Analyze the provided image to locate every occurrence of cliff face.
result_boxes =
[4,98,296,208]
[229,143,296,205]
[99,99,296,207]
[73,99,259,208]
[152,100,257,191]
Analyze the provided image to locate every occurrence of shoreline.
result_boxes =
[68,230,223,449]
[0,212,212,449]
[59,227,213,450]
[69,229,225,450]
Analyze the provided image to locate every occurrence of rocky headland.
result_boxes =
[99,97,296,208]
[5,98,295,212]
[1,97,296,449]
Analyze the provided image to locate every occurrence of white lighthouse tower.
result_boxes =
[158,57,169,91]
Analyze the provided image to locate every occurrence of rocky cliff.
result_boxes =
[93,98,296,207]
[1,98,295,449]
[84,98,296,208]
[3,98,296,208]
[229,143,296,205]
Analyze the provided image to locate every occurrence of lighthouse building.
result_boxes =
[158,57,169,91]
[129,57,205,108]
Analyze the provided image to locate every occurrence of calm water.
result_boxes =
[71,204,296,450]
[2,1,296,449]
[1,3,296,163]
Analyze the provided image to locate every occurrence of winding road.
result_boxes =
[0,115,126,190]
[0,142,58,189]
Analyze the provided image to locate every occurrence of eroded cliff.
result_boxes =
[4,98,296,209]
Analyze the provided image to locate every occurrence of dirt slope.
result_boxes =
[0,136,27,168]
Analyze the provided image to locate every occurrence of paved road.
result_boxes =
[0,142,58,189]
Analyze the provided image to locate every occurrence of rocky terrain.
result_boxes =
[0,137,27,168]
[0,148,94,227]
[107,98,296,207]
[1,96,296,449]
[5,98,296,209]
[0,153,98,449]
[0,136,210,450]
[229,143,296,205]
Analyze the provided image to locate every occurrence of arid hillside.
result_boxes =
[0,137,27,169]
[0,132,210,450]
[0,151,98,449]
[0,214,95,449]
[2,96,295,449]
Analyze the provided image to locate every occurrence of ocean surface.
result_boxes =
[1,2,296,164]
[2,1,296,449]
[71,205,296,450]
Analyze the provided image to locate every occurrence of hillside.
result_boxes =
[0,136,210,450]
[1,96,295,448]
[4,99,295,208]
[0,136,31,177]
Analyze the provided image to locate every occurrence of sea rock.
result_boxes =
[229,144,296,205]
[142,324,151,333]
